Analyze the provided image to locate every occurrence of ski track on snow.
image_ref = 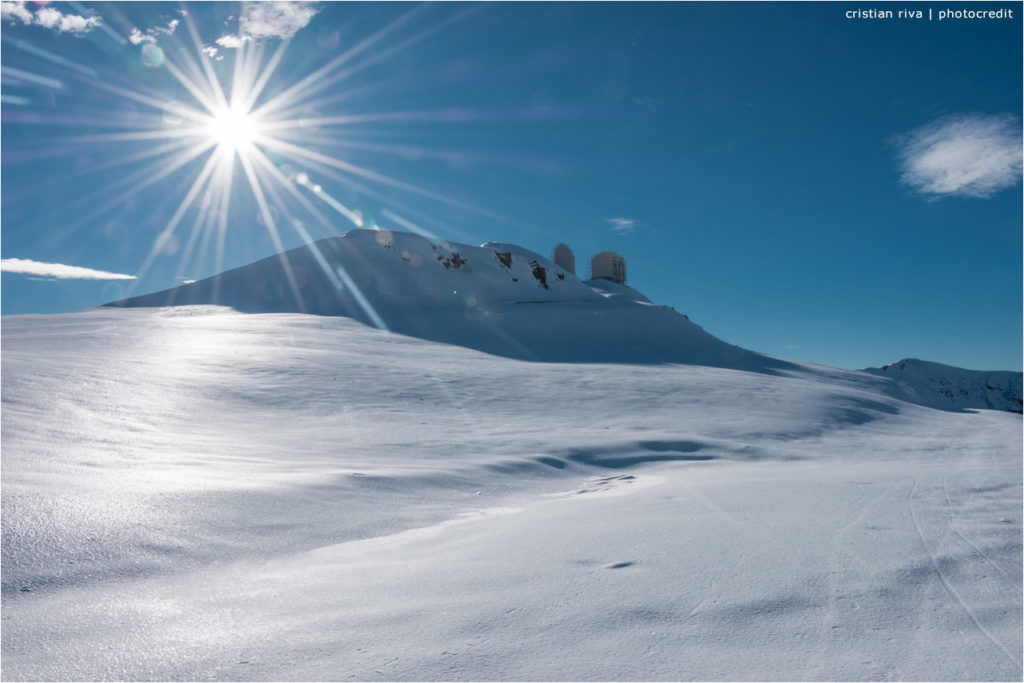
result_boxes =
[908,475,1021,670]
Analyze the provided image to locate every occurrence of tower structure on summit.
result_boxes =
[552,243,575,275]
[589,251,627,285]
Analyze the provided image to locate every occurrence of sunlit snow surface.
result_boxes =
[2,308,1021,681]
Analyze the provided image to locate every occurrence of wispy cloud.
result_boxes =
[896,114,1023,198]
[1,94,31,106]
[128,18,179,45]
[156,18,179,35]
[607,217,640,234]
[1,1,101,35]
[1,258,136,280]
[1,65,63,90]
[241,1,319,39]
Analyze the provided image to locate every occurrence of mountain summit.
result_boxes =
[107,229,789,371]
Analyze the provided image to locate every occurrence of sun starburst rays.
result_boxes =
[7,4,527,324]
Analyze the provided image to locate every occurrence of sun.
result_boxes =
[41,3,507,317]
[204,105,261,154]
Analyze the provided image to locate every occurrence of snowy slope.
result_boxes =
[2,308,1021,681]
[107,229,789,371]
[865,357,1023,413]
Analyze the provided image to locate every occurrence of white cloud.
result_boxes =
[129,28,154,45]
[897,114,1023,198]
[202,45,223,61]
[1,1,101,35]
[208,2,316,52]
[240,1,319,39]
[130,17,179,44]
[0,1,32,24]
[1,258,136,280]
[215,34,247,48]
[607,217,639,234]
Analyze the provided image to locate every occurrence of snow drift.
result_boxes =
[106,229,790,371]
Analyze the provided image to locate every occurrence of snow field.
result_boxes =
[2,308,1021,680]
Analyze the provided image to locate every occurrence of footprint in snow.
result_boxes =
[573,474,636,495]
[550,473,663,500]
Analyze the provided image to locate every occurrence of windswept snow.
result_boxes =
[2,307,1021,681]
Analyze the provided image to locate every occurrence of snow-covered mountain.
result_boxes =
[5,228,1023,680]
[107,229,790,372]
[107,228,1023,414]
[865,357,1023,413]
[4,229,1021,680]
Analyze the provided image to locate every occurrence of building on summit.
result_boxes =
[589,251,627,285]
[551,243,627,285]
[552,243,575,275]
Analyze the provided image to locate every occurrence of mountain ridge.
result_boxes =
[864,357,1022,413]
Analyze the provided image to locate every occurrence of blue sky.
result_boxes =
[2,1,1021,371]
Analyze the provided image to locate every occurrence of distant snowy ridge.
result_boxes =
[103,229,1021,411]
[865,357,1023,413]
[107,229,789,371]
